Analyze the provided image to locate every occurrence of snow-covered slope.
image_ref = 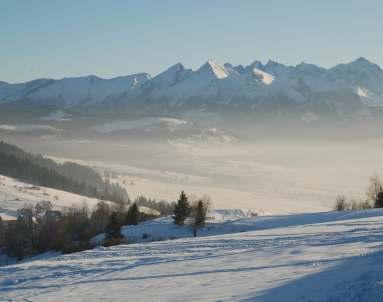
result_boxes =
[1,58,383,116]
[0,175,109,220]
[2,209,383,301]
[0,173,159,222]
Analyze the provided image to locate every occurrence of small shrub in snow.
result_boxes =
[350,199,372,210]
[334,195,373,211]
[334,195,349,211]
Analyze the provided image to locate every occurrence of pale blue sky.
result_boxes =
[1,0,382,83]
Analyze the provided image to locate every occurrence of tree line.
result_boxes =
[0,141,128,204]
[0,191,211,261]
[335,174,383,211]
[0,200,150,260]
[0,141,104,187]
[133,195,175,216]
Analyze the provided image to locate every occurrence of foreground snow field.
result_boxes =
[2,210,383,301]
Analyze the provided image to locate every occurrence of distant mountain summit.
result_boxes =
[1,58,383,119]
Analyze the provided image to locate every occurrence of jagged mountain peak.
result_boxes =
[166,62,185,72]
[264,60,290,76]
[249,60,264,69]
[294,62,327,77]
[331,57,381,72]
[1,58,383,114]
[198,59,230,79]
[352,56,375,66]
[153,63,186,79]
[224,63,246,74]
[148,63,191,89]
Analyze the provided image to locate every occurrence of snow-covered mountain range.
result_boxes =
[1,57,383,117]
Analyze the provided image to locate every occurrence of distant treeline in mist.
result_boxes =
[0,141,128,203]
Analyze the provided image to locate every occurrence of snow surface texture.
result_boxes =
[2,210,383,301]
[1,57,383,111]
[91,208,258,245]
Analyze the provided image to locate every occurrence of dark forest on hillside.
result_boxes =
[0,141,128,203]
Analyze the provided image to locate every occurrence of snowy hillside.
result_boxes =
[2,209,383,301]
[0,173,158,220]
[0,175,109,220]
[91,208,258,245]
[1,58,383,117]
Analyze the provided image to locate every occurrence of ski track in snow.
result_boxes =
[1,210,383,301]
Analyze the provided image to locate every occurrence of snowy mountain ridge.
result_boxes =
[1,57,383,116]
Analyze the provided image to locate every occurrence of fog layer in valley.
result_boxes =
[2,113,381,214]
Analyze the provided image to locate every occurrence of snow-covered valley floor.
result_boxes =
[1,210,383,301]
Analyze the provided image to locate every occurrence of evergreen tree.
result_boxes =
[173,191,191,226]
[192,198,210,237]
[104,212,123,244]
[126,203,140,225]
[0,216,4,247]
[375,191,383,208]
[90,200,111,234]
[194,200,207,228]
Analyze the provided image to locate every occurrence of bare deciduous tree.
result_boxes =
[334,195,348,211]
[366,174,383,201]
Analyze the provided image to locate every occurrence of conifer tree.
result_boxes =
[192,198,210,237]
[105,212,123,243]
[375,191,383,208]
[194,200,207,228]
[126,203,140,225]
[173,191,191,226]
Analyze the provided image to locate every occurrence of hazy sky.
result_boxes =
[1,0,382,83]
